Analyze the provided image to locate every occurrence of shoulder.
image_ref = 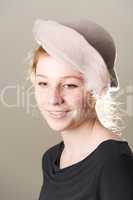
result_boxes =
[98,154,133,199]
[41,141,61,167]
[101,154,133,180]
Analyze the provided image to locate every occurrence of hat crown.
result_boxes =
[58,19,118,88]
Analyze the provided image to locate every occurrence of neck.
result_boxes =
[60,117,108,157]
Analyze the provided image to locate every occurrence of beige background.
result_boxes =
[0,0,133,199]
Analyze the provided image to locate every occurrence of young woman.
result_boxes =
[29,18,133,200]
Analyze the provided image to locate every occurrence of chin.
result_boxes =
[45,115,84,132]
[43,114,76,131]
[45,120,73,132]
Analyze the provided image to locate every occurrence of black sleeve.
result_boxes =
[98,155,133,200]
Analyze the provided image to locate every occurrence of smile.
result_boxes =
[47,111,69,119]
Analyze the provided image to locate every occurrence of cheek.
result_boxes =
[66,91,87,110]
[34,89,46,105]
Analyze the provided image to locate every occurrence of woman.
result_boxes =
[29,18,133,199]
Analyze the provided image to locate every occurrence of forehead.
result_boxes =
[36,54,84,80]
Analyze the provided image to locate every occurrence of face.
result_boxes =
[33,54,95,132]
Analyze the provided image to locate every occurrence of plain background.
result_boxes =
[0,0,133,199]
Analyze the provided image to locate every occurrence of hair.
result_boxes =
[27,45,127,135]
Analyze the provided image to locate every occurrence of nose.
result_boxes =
[48,86,64,105]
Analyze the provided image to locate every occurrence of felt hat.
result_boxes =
[32,18,119,90]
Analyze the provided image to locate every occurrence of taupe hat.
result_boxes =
[32,18,119,89]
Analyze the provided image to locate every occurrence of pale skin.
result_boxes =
[32,54,123,169]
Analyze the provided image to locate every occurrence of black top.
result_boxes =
[39,139,133,200]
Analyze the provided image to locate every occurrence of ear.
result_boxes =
[86,89,97,105]
[86,89,94,97]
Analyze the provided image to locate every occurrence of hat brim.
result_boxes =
[32,19,119,91]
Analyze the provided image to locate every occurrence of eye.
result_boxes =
[63,84,78,89]
[37,82,47,87]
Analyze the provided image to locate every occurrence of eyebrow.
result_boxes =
[36,74,84,81]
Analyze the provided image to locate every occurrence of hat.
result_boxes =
[32,18,119,89]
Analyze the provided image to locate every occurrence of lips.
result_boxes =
[47,110,70,119]
[48,110,69,112]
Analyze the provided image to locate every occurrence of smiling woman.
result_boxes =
[27,18,133,200]
[29,45,123,133]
